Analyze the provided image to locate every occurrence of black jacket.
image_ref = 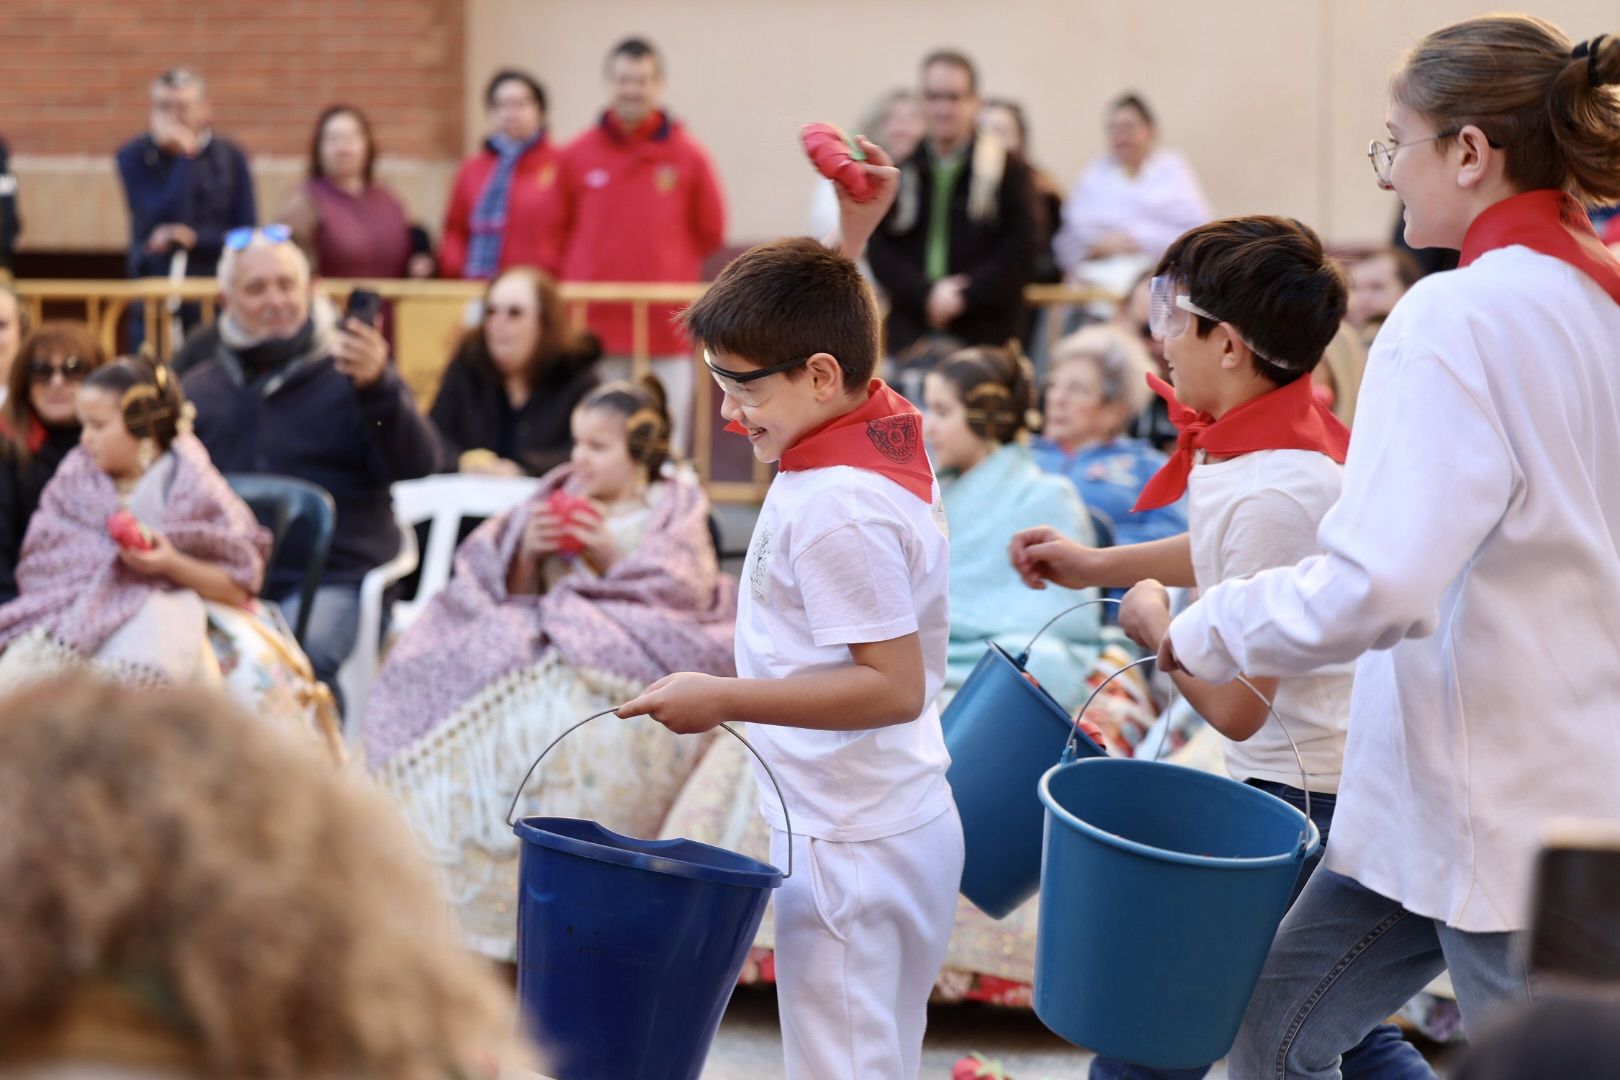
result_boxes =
[428,341,601,477]
[0,424,80,603]
[183,332,440,593]
[867,135,1038,356]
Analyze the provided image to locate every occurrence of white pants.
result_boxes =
[599,354,696,457]
[769,805,964,1080]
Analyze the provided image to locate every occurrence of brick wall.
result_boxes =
[0,0,464,160]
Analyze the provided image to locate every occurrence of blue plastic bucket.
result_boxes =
[943,640,1106,917]
[506,714,790,1080]
[1033,757,1320,1069]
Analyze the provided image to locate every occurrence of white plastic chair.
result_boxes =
[338,474,543,736]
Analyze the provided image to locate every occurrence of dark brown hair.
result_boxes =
[580,375,673,482]
[607,36,662,76]
[1155,215,1348,386]
[932,343,1035,443]
[922,49,978,95]
[1111,92,1156,129]
[1393,16,1620,203]
[680,237,880,394]
[308,104,376,187]
[82,354,187,451]
[485,68,547,113]
[1,321,107,464]
[453,268,594,391]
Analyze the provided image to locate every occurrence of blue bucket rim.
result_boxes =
[513,815,785,890]
[1038,757,1320,868]
[976,641,1106,757]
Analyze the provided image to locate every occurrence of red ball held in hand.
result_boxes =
[800,123,874,202]
[106,510,154,553]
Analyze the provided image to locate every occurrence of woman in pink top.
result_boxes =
[276,105,434,280]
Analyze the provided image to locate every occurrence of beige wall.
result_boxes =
[469,0,1620,248]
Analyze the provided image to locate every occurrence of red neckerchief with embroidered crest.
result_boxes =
[725,379,934,502]
[1460,189,1620,305]
[1132,372,1349,512]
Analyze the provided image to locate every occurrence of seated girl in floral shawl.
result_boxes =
[0,356,338,753]
[364,378,738,959]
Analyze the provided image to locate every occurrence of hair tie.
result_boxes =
[1573,34,1609,87]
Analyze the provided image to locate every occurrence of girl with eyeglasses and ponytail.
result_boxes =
[1131,17,1620,1073]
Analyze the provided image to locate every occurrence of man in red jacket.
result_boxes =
[441,69,557,280]
[538,37,726,452]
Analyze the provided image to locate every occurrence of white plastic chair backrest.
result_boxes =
[389,474,542,619]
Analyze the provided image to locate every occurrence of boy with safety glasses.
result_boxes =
[1011,215,1429,1079]
[619,140,965,1080]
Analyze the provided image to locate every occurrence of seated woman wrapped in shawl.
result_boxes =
[363,377,738,960]
[0,356,338,753]
[657,346,1156,1008]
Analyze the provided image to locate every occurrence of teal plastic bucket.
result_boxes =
[942,640,1105,918]
[1033,756,1320,1068]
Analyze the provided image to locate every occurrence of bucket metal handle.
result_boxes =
[1067,655,1314,855]
[1018,596,1118,664]
[504,708,795,879]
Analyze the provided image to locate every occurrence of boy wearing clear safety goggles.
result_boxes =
[618,139,967,1080]
[1011,217,1429,1078]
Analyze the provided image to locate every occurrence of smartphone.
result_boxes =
[343,288,382,329]
[1526,818,1620,988]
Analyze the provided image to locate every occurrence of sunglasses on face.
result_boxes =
[29,356,91,385]
[223,223,293,251]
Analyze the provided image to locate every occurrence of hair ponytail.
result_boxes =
[83,353,189,450]
[1394,16,1620,204]
[580,375,673,482]
[935,341,1037,444]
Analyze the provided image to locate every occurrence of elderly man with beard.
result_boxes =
[181,228,439,691]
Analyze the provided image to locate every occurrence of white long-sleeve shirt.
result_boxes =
[1052,148,1212,273]
[1170,245,1620,933]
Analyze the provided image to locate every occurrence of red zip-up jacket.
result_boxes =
[439,136,559,280]
[537,111,726,356]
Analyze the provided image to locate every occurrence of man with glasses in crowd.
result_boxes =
[867,49,1037,361]
[116,68,256,347]
[181,227,440,702]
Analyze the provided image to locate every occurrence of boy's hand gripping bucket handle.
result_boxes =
[503,708,795,879]
[1066,656,1315,855]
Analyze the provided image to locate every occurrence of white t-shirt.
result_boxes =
[1186,449,1349,792]
[738,465,953,843]
[1171,245,1620,931]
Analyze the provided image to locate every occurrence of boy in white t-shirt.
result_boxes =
[619,143,963,1080]
[1010,216,1429,1079]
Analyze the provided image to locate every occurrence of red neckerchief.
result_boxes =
[726,380,935,502]
[1132,372,1349,511]
[1461,189,1620,305]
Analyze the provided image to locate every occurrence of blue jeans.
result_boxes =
[274,583,360,688]
[1090,782,1430,1080]
[1229,868,1530,1079]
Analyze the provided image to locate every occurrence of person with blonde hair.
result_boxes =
[1139,17,1620,1073]
[1031,324,1186,545]
[0,675,529,1078]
